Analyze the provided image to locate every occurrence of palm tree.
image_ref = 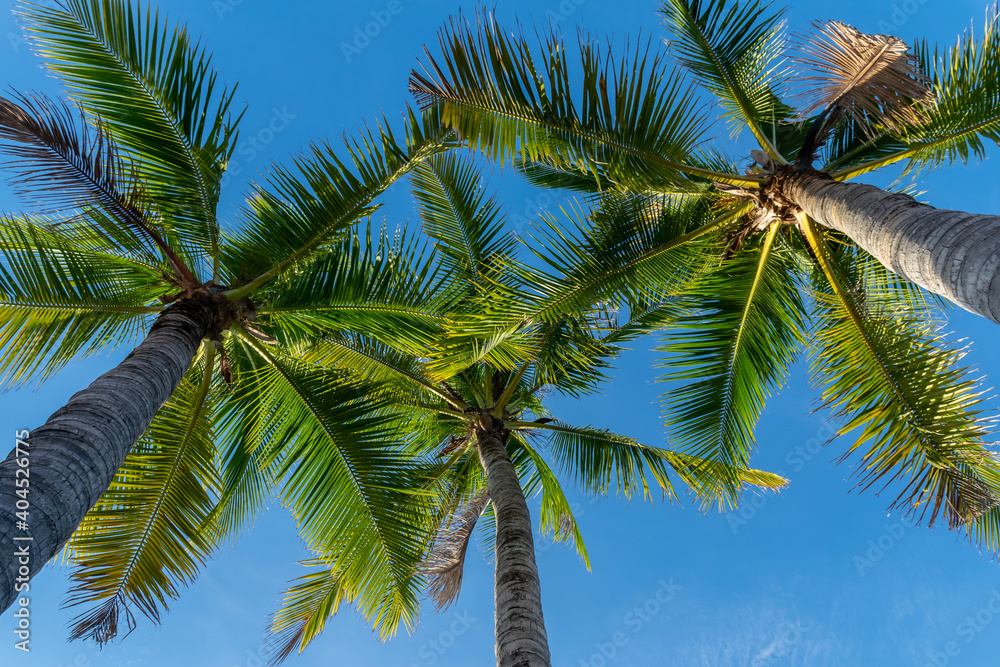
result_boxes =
[411,1,1000,324]
[258,154,786,667]
[407,2,1000,545]
[0,0,454,636]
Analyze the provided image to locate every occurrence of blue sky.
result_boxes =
[2,0,1000,665]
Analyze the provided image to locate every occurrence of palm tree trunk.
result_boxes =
[786,171,1000,324]
[476,421,551,667]
[0,296,218,613]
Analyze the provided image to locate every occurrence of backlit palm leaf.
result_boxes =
[63,347,221,644]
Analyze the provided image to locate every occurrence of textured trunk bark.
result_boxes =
[0,296,216,612]
[787,172,1000,324]
[476,422,551,667]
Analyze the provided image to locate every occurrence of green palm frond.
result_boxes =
[658,0,791,160]
[0,216,165,387]
[259,224,448,357]
[63,347,221,644]
[234,332,428,639]
[409,11,750,189]
[410,152,518,287]
[528,193,735,323]
[800,214,999,529]
[18,0,240,272]
[221,107,454,295]
[266,559,352,665]
[659,223,807,479]
[0,92,200,284]
[520,420,783,509]
[517,434,589,567]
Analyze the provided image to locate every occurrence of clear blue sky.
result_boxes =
[2,1,1000,665]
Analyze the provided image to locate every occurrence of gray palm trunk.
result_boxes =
[787,172,1000,324]
[0,297,217,612]
[475,419,551,667]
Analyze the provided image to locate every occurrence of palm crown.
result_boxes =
[261,152,786,661]
[0,0,455,644]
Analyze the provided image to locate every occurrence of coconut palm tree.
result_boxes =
[407,2,1000,546]
[259,153,786,667]
[0,0,455,635]
[410,1,1000,324]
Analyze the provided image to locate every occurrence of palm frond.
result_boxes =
[517,435,589,566]
[659,224,807,480]
[409,11,743,190]
[0,216,166,388]
[422,490,489,611]
[18,0,240,272]
[259,223,448,357]
[793,21,933,137]
[520,419,785,511]
[0,92,197,284]
[410,152,517,288]
[853,8,1000,177]
[221,107,454,295]
[234,333,429,640]
[658,0,792,159]
[63,348,221,644]
[800,214,999,529]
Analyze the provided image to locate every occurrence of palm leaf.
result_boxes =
[62,347,221,644]
[0,216,166,387]
[659,223,807,482]
[233,332,429,640]
[221,107,454,295]
[799,213,999,529]
[18,0,240,273]
[409,11,746,190]
[658,0,791,160]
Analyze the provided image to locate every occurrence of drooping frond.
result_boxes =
[799,213,1000,529]
[423,490,489,611]
[233,333,428,639]
[409,11,743,190]
[793,21,933,137]
[221,107,454,294]
[517,435,589,567]
[0,216,165,388]
[17,0,241,272]
[0,92,196,284]
[63,349,221,644]
[659,224,807,480]
[526,420,784,510]
[659,449,788,511]
[266,560,351,665]
[658,0,792,159]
